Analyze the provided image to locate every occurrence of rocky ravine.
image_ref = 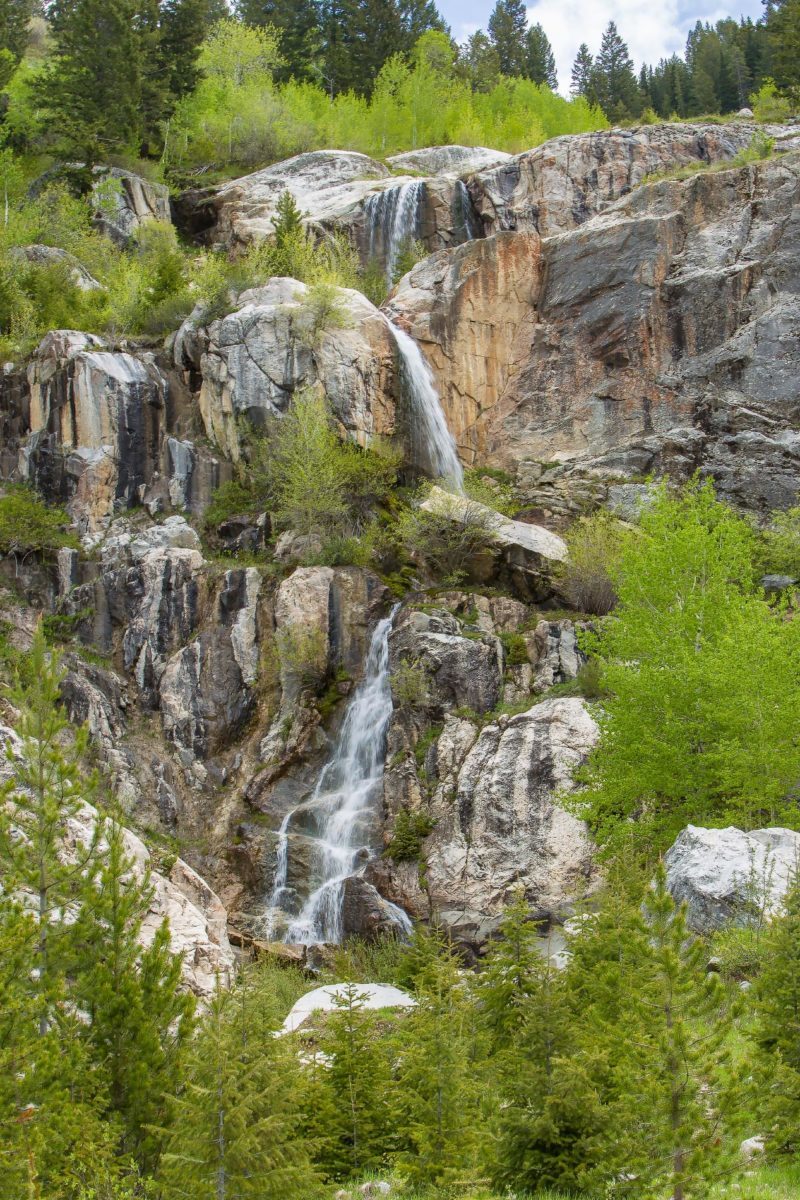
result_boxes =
[0,122,797,964]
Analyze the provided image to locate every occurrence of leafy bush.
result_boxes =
[500,631,529,666]
[463,467,517,517]
[0,485,78,560]
[203,479,261,530]
[295,280,351,346]
[751,79,792,123]
[276,623,328,691]
[559,510,627,615]
[758,506,800,578]
[391,660,430,710]
[396,491,499,587]
[384,807,435,862]
[731,131,775,166]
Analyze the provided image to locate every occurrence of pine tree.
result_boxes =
[591,867,739,1199]
[487,0,527,77]
[0,625,100,1032]
[72,813,195,1169]
[237,0,322,82]
[525,22,557,89]
[273,188,305,246]
[458,29,500,93]
[477,888,545,1049]
[37,0,144,162]
[591,20,641,121]
[161,0,229,102]
[316,983,395,1178]
[393,947,483,1187]
[765,0,800,93]
[570,43,594,98]
[159,971,316,1199]
[755,875,800,1153]
[0,0,33,62]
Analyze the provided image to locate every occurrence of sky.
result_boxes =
[437,1,765,93]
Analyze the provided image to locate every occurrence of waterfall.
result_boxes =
[453,179,480,243]
[266,605,410,945]
[365,180,424,285]
[387,322,464,492]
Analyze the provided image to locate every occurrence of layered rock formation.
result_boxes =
[390,146,800,515]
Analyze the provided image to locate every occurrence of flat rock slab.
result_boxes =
[280,983,416,1034]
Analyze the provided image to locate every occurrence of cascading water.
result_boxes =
[365,180,424,286]
[453,179,480,244]
[266,605,410,945]
[387,322,464,493]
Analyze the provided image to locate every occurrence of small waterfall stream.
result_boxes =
[387,322,464,492]
[364,180,424,285]
[267,605,410,944]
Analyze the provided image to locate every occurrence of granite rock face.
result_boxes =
[468,122,794,237]
[92,167,172,245]
[664,825,800,933]
[390,150,800,515]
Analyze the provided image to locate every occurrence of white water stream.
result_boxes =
[364,180,424,285]
[388,323,464,492]
[267,605,410,944]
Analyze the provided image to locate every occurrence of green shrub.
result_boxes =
[558,510,627,615]
[463,466,517,517]
[276,623,328,692]
[396,491,499,587]
[731,131,775,166]
[500,631,529,667]
[384,807,435,862]
[203,479,261,530]
[758,506,800,578]
[295,279,351,346]
[751,79,792,123]
[0,485,78,560]
[391,660,430,710]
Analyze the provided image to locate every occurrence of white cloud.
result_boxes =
[526,0,684,95]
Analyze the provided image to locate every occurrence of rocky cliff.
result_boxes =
[0,121,797,962]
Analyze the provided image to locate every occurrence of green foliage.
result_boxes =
[0,484,78,559]
[755,875,800,1155]
[759,505,800,577]
[276,622,328,691]
[203,477,261,529]
[559,508,627,616]
[390,659,430,710]
[396,491,499,587]
[575,480,800,860]
[731,130,775,164]
[158,971,317,1198]
[253,389,399,538]
[499,630,529,666]
[462,466,517,517]
[384,807,435,862]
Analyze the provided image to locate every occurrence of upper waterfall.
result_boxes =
[364,180,425,286]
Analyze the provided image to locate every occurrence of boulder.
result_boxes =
[389,606,504,716]
[11,244,102,290]
[179,279,398,463]
[92,166,172,245]
[664,825,800,933]
[340,875,411,940]
[279,982,416,1035]
[468,121,795,237]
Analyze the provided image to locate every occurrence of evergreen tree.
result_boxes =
[755,875,800,1153]
[393,946,483,1187]
[159,971,316,1199]
[458,29,500,93]
[487,0,527,77]
[237,0,322,82]
[570,42,594,98]
[0,626,100,1031]
[591,20,641,121]
[316,983,395,1178]
[73,813,195,1169]
[161,0,229,102]
[525,22,557,89]
[0,0,33,62]
[37,0,144,162]
[592,867,739,1198]
[477,888,544,1049]
[765,0,800,92]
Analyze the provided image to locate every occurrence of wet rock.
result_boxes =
[664,825,800,933]
[387,145,510,176]
[389,606,504,716]
[341,876,409,940]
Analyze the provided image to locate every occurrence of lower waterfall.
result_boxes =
[266,605,410,944]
